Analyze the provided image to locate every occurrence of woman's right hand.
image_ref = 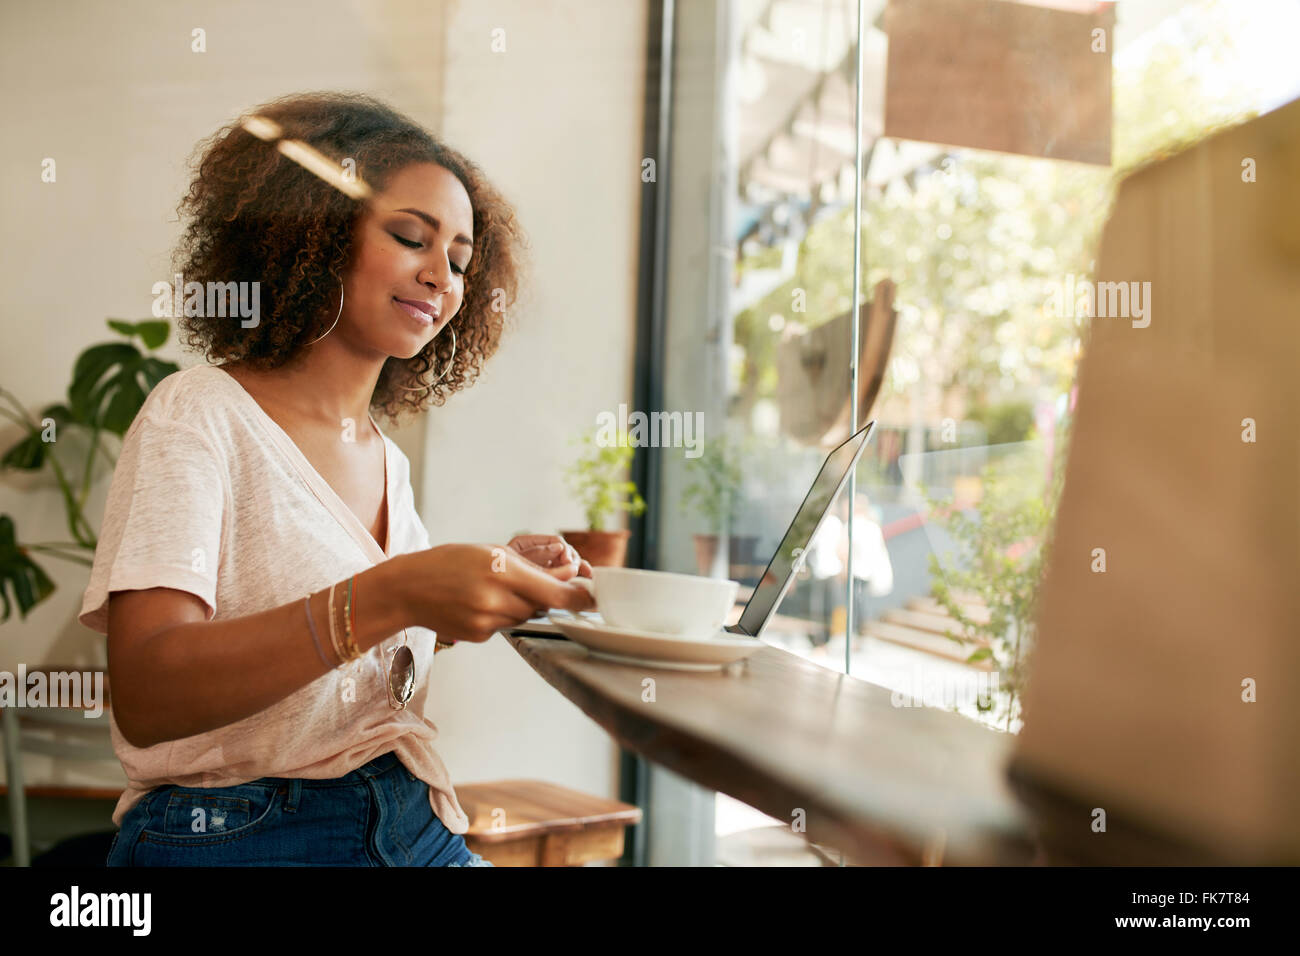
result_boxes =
[394,543,595,643]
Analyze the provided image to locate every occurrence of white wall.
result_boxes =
[418,0,647,802]
[0,0,645,810]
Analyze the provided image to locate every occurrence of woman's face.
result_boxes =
[341,162,474,360]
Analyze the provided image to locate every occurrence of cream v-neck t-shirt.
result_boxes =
[79,363,469,833]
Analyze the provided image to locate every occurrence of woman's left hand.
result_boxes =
[507,534,592,581]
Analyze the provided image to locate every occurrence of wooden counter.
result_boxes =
[506,634,1037,865]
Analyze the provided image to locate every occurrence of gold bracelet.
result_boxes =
[326,582,342,662]
[327,582,356,663]
[342,575,361,660]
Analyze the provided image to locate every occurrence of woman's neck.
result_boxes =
[222,346,383,430]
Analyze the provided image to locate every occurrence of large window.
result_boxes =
[642,0,1299,864]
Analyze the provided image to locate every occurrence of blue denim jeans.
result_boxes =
[106,751,492,867]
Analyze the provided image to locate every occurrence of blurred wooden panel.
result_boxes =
[1011,98,1300,864]
[884,0,1113,164]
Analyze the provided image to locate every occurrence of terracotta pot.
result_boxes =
[694,534,761,577]
[693,534,720,575]
[560,529,631,568]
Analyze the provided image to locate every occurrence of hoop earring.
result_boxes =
[304,281,344,346]
[397,326,456,392]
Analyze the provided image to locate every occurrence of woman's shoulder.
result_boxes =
[127,363,249,449]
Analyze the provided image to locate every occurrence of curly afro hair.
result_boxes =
[171,90,529,424]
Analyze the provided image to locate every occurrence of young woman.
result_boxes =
[79,91,595,866]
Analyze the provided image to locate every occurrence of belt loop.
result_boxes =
[282,778,302,813]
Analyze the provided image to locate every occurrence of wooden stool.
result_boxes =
[455,779,642,867]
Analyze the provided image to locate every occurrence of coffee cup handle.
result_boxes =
[571,577,596,598]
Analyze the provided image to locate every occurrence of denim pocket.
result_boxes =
[139,784,279,847]
[447,850,494,867]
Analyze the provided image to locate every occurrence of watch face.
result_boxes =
[388,644,415,707]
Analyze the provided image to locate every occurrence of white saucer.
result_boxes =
[546,612,763,670]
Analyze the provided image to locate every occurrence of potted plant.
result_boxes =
[680,432,756,577]
[560,427,646,567]
[0,319,178,622]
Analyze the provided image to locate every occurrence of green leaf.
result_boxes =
[41,403,82,426]
[68,342,179,435]
[565,427,647,529]
[136,321,170,350]
[966,646,994,663]
[0,515,56,622]
[0,404,79,471]
[139,356,177,389]
[106,319,170,350]
[1,435,44,470]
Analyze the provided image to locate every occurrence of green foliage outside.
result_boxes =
[733,0,1264,426]
[923,425,1069,732]
[728,0,1265,728]
[966,400,1035,446]
[679,430,748,534]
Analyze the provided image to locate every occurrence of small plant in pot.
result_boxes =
[560,427,646,568]
[680,431,756,578]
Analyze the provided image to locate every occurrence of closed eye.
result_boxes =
[391,233,465,275]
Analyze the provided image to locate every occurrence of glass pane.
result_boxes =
[846,0,1297,742]
[659,0,864,649]
[655,0,1300,864]
[655,0,867,861]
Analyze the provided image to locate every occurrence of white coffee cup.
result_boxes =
[573,567,738,639]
